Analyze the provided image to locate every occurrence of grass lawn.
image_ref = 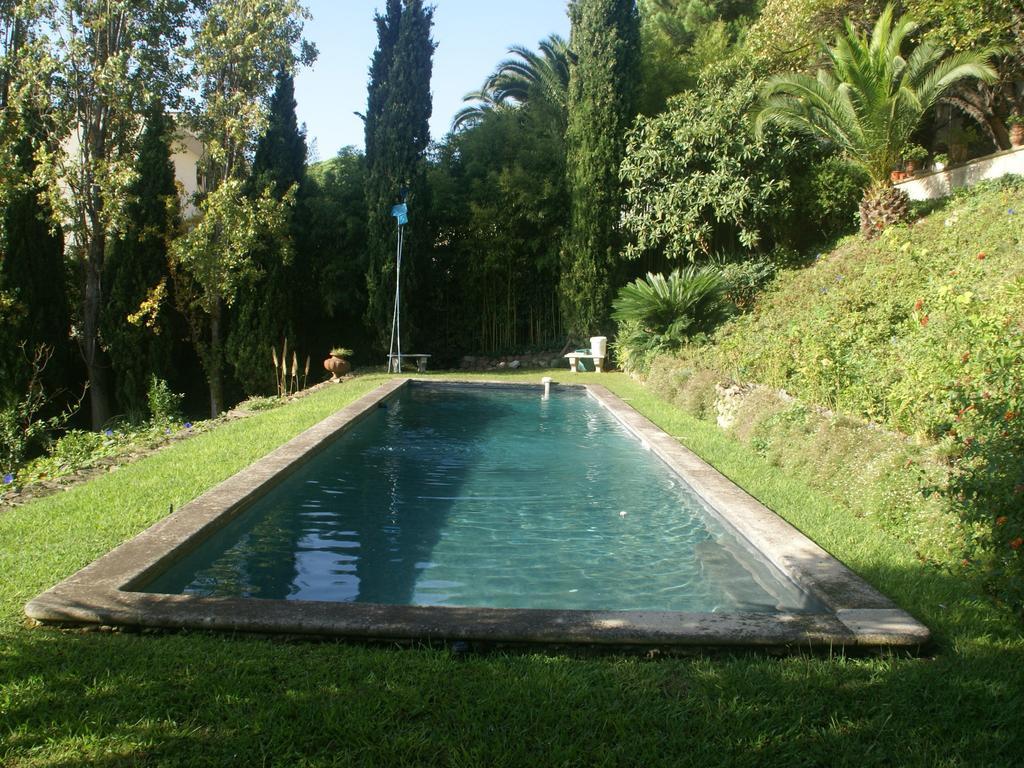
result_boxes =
[1,372,1022,767]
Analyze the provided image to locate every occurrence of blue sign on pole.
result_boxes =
[390,203,408,226]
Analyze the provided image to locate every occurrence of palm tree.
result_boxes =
[450,87,511,130]
[451,34,572,131]
[753,4,999,237]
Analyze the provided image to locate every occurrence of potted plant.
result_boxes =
[932,152,949,172]
[901,144,928,175]
[1008,114,1024,148]
[323,347,353,380]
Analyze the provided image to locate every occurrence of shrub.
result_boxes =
[717,257,779,312]
[937,277,1024,614]
[620,74,812,263]
[238,396,285,413]
[0,346,76,477]
[0,404,51,477]
[612,267,732,373]
[49,430,108,469]
[792,155,868,244]
[147,376,184,425]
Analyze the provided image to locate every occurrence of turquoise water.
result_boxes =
[143,383,816,612]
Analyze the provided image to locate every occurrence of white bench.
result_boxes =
[387,353,432,373]
[564,352,605,373]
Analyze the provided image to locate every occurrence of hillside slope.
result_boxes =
[651,177,1024,612]
[710,177,1023,436]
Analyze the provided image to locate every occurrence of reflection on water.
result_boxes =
[143,384,817,612]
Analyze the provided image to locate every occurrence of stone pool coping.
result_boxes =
[26,378,930,652]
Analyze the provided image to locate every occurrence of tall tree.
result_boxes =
[560,0,641,339]
[226,70,308,396]
[363,0,435,353]
[101,99,179,418]
[0,5,70,405]
[754,4,999,237]
[301,149,370,358]
[27,0,189,428]
[169,0,313,416]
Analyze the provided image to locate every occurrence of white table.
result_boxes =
[564,352,605,373]
[387,354,432,373]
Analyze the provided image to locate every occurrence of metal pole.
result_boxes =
[396,223,403,370]
[387,233,397,372]
[387,220,402,373]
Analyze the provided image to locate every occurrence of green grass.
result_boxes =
[1,372,1022,767]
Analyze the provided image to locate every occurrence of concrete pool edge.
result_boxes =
[26,378,930,652]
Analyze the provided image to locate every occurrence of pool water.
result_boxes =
[143,383,817,612]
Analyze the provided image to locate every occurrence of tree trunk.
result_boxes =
[859,184,910,239]
[207,299,224,417]
[82,230,112,429]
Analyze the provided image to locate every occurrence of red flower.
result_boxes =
[1006,411,1017,422]
[920,314,930,327]
[996,516,1009,526]
[914,299,924,311]
[1011,537,1024,551]
[977,252,986,260]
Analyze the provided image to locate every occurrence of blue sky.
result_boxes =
[294,1,571,159]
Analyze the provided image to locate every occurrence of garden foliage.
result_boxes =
[101,100,179,419]
[226,71,308,397]
[427,105,567,355]
[170,0,312,416]
[0,346,77,477]
[300,149,370,358]
[621,76,809,263]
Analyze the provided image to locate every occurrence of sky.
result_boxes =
[294,1,571,160]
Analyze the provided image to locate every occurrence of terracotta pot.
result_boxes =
[1010,124,1024,148]
[323,355,351,380]
[890,170,908,182]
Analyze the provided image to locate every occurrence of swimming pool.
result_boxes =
[142,383,816,613]
[26,379,930,651]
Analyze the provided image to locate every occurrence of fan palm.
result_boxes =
[753,4,999,237]
[451,34,571,131]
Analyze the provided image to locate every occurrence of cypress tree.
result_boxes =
[0,13,71,405]
[363,0,435,353]
[101,99,179,418]
[0,129,70,405]
[560,0,641,338]
[226,70,307,396]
